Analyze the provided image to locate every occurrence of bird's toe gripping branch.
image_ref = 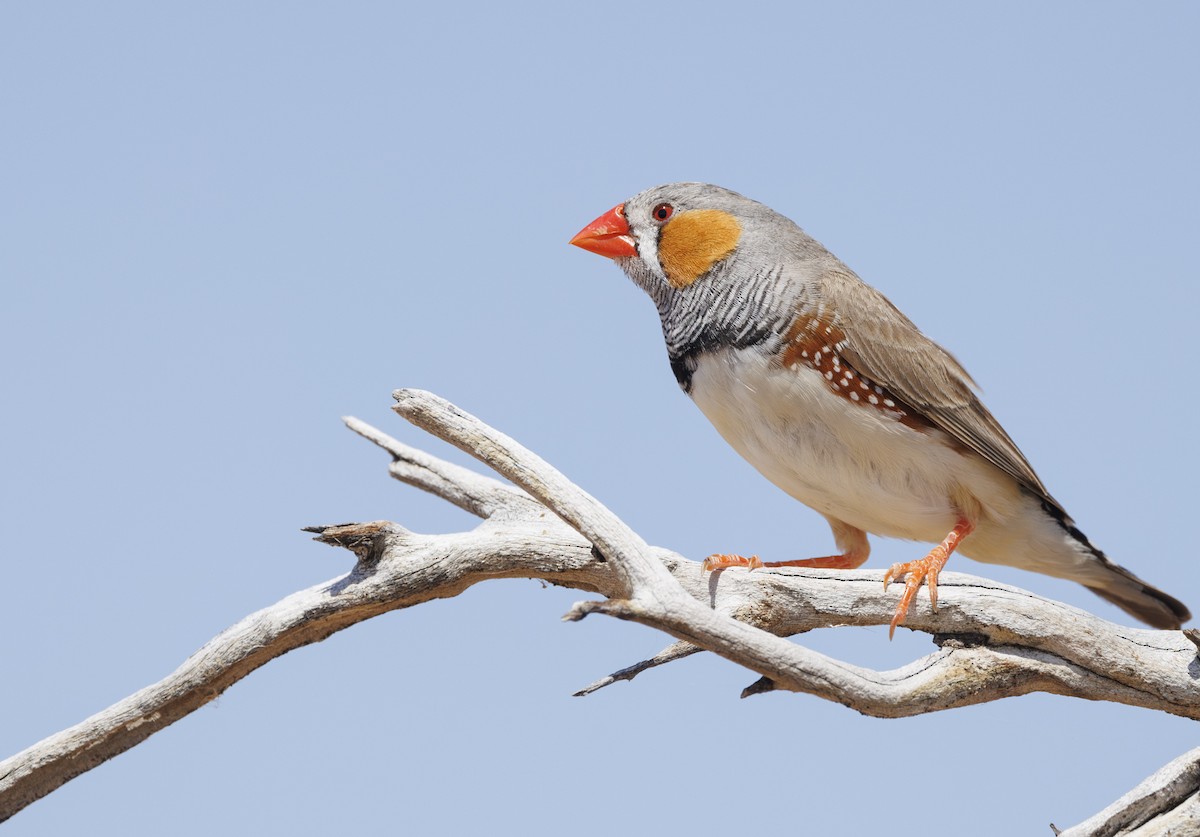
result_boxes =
[701,553,764,571]
[883,518,975,639]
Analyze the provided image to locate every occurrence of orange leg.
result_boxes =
[882,518,975,639]
[701,520,870,572]
[701,552,868,571]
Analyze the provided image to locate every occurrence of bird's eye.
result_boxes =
[652,203,674,222]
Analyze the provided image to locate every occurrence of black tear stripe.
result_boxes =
[670,350,699,392]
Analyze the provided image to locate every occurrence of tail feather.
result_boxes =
[1084,565,1191,630]
[1038,498,1190,630]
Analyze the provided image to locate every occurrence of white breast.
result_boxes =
[686,346,1125,590]
[687,347,1021,543]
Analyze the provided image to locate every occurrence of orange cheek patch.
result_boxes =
[657,209,742,288]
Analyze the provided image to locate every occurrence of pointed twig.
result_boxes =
[343,415,529,518]
[573,641,701,697]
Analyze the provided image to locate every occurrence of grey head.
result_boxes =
[609,182,841,381]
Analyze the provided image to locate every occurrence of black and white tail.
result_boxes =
[1084,558,1190,630]
[1043,499,1190,629]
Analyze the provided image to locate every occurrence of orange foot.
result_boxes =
[882,518,975,639]
[701,553,764,571]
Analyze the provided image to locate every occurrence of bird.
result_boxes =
[569,182,1190,637]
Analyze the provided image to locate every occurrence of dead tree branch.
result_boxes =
[0,389,1195,827]
[1055,746,1200,836]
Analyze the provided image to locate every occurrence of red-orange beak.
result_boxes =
[569,203,637,259]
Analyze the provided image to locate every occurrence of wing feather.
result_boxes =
[818,269,1063,515]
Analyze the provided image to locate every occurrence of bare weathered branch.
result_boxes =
[393,387,681,600]
[1,390,1194,825]
[343,415,531,518]
[1056,747,1200,836]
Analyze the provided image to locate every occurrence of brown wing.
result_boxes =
[818,269,1064,515]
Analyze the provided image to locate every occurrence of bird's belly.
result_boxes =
[688,347,1011,541]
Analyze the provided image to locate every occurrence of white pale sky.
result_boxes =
[2,3,1197,835]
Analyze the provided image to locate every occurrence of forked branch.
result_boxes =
[0,389,1194,831]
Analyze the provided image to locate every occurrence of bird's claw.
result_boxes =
[701,553,764,572]
[883,555,943,639]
